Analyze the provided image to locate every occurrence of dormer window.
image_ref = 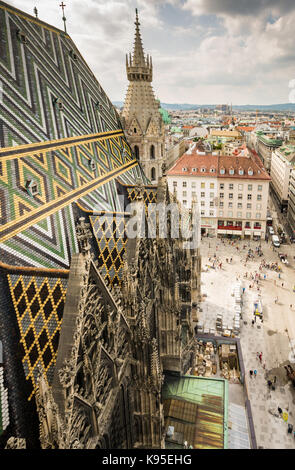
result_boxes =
[70,50,78,61]
[248,167,253,175]
[182,167,187,172]
[201,167,206,172]
[134,128,137,133]
[16,30,28,44]
[25,179,39,196]
[220,167,225,175]
[229,167,235,175]
[210,167,216,173]
[53,98,63,110]
[239,168,244,175]
[89,159,96,171]
[192,168,197,172]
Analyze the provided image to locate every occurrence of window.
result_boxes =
[191,182,196,188]
[192,168,197,172]
[229,184,234,190]
[201,201,205,206]
[26,179,39,196]
[247,203,252,209]
[210,192,214,198]
[220,168,225,175]
[201,182,205,188]
[210,210,214,216]
[258,185,262,191]
[256,204,262,210]
[134,128,137,133]
[192,191,196,197]
[210,201,214,207]
[239,168,244,175]
[246,212,251,218]
[237,211,242,218]
[173,181,177,187]
[210,183,215,189]
[228,211,233,217]
[229,193,233,199]
[201,167,206,172]
[245,221,251,228]
[248,168,253,176]
[201,192,205,198]
[134,145,139,159]
[151,167,156,181]
[247,194,252,200]
[238,184,243,190]
[220,183,224,189]
[255,221,261,228]
[210,168,215,173]
[219,202,224,207]
[150,145,155,160]
[257,194,262,200]
[229,168,234,175]
[219,211,223,216]
[183,181,187,187]
[238,203,242,209]
[256,213,261,219]
[248,184,252,191]
[182,191,187,197]
[220,193,224,198]
[183,200,187,206]
[201,210,205,216]
[228,202,233,208]
[182,167,187,172]
[238,193,243,199]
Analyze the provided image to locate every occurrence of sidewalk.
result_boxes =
[200,238,295,448]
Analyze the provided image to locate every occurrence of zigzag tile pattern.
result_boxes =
[0,132,140,269]
[0,1,122,147]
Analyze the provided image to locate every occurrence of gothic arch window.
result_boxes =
[134,145,139,159]
[150,144,155,160]
[151,167,156,181]
[134,128,137,133]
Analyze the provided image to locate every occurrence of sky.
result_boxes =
[8,0,295,105]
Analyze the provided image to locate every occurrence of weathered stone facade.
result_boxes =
[33,176,200,449]
[121,10,165,184]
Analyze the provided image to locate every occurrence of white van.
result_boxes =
[272,234,280,247]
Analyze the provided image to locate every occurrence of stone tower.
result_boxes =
[122,9,165,183]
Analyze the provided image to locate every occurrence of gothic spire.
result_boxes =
[132,8,146,67]
[126,9,152,82]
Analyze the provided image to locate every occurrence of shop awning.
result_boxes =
[254,231,261,236]
[244,230,251,235]
[218,230,227,234]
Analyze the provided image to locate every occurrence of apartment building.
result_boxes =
[167,150,271,239]
[270,145,295,211]
[256,132,283,172]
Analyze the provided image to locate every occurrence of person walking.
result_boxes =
[254,369,257,378]
[282,282,284,288]
[252,319,255,327]
[249,370,253,378]
[259,353,262,363]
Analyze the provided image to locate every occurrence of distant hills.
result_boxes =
[112,101,295,112]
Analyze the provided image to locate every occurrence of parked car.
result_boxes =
[268,226,275,235]
[272,234,280,248]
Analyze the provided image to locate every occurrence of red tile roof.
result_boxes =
[167,149,271,181]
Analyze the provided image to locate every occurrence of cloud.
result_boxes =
[6,0,295,104]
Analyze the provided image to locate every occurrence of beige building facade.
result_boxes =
[167,151,270,239]
[270,145,295,211]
